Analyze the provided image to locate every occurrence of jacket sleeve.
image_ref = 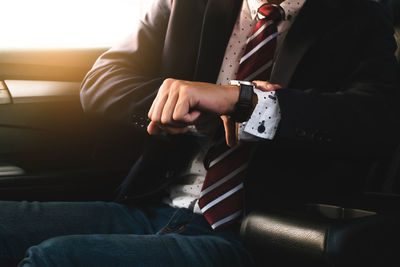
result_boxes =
[274,1,400,147]
[80,0,171,131]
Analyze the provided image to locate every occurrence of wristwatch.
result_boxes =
[229,80,255,122]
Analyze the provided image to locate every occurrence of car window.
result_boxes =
[0,0,152,49]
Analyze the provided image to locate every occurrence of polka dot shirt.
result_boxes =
[163,137,212,214]
[216,0,305,140]
[164,0,305,212]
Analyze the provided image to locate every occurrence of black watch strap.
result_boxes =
[230,82,254,122]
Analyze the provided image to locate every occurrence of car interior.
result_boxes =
[0,0,398,266]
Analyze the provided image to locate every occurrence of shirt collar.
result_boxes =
[247,0,305,21]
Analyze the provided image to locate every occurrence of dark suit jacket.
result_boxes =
[80,0,400,210]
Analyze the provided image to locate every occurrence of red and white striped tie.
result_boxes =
[198,141,253,230]
[198,4,284,230]
[236,4,284,81]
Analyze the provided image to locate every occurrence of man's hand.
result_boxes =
[222,80,282,147]
[147,78,239,135]
[252,80,282,92]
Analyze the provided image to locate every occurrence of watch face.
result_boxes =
[229,80,253,86]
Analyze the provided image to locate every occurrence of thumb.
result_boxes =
[182,110,201,123]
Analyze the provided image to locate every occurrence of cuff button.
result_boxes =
[258,123,266,133]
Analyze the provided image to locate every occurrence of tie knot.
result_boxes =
[257,4,284,23]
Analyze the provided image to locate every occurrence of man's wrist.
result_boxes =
[229,80,255,122]
[241,89,281,140]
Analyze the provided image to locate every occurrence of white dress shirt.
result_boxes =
[163,0,306,212]
[216,0,305,140]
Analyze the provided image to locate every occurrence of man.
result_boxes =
[0,0,398,266]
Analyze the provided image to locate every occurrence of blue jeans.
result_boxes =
[0,200,254,266]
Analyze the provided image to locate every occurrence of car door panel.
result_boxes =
[0,48,136,201]
[0,49,105,82]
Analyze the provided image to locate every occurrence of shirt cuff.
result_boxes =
[238,89,281,141]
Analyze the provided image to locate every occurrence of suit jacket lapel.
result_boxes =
[270,0,342,87]
[194,0,242,83]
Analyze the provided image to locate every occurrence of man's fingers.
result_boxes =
[183,110,202,123]
[148,93,158,119]
[252,80,282,92]
[147,121,189,135]
[149,78,177,122]
[174,94,202,123]
[147,121,163,135]
[149,91,168,123]
[164,126,190,135]
[161,89,179,125]
[235,122,239,145]
[221,116,237,147]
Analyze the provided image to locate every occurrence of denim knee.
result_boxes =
[18,235,77,267]
[18,244,51,267]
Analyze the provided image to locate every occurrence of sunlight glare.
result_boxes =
[0,0,152,49]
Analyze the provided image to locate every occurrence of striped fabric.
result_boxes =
[198,141,253,230]
[236,4,284,81]
[198,4,284,231]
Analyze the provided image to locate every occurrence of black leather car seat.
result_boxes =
[239,1,400,266]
